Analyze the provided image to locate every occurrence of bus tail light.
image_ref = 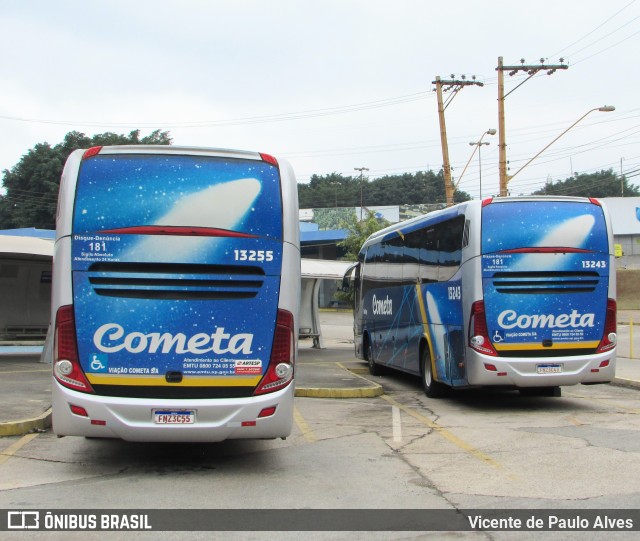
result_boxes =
[254,309,295,395]
[596,299,617,353]
[53,305,94,394]
[82,146,103,159]
[469,301,498,356]
[260,153,279,167]
[481,197,494,207]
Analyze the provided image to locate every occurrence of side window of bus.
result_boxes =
[421,227,439,283]
[364,244,377,265]
[437,216,465,281]
[382,236,403,287]
[363,243,382,292]
[403,231,419,266]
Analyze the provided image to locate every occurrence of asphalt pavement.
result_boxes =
[1,311,639,437]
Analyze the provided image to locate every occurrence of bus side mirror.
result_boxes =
[341,276,351,292]
[342,262,358,292]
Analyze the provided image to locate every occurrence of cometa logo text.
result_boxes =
[497,309,595,330]
[93,324,254,355]
[372,294,393,316]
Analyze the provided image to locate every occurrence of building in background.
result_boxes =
[0,229,54,341]
[604,197,640,268]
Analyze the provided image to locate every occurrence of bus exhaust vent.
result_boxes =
[491,271,600,294]
[86,262,265,300]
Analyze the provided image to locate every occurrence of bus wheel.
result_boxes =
[366,340,383,376]
[421,347,447,398]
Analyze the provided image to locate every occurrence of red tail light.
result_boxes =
[82,146,103,159]
[53,305,94,393]
[254,309,295,395]
[260,153,279,167]
[596,299,617,353]
[469,301,498,356]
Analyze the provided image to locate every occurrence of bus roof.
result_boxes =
[87,145,267,161]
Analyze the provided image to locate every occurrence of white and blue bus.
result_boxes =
[349,196,617,397]
[51,146,300,441]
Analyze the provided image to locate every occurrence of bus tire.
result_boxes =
[421,346,447,398]
[366,338,383,376]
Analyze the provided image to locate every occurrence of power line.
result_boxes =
[547,0,638,58]
[0,91,432,129]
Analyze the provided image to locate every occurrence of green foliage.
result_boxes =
[298,170,471,209]
[532,169,639,198]
[0,130,172,229]
[338,210,390,262]
[312,208,356,230]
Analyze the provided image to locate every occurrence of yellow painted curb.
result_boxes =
[295,385,383,398]
[612,377,640,390]
[296,361,383,398]
[0,408,51,437]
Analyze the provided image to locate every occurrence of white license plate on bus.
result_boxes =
[536,364,563,374]
[153,410,195,424]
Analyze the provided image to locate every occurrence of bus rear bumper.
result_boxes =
[52,380,294,442]
[465,349,617,388]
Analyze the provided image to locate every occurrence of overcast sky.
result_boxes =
[1,0,639,201]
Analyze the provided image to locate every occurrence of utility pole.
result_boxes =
[496,56,568,196]
[432,75,483,206]
[354,167,369,219]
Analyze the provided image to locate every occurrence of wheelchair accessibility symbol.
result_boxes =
[492,330,505,343]
[90,354,108,372]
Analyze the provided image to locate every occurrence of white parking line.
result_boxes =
[392,405,402,443]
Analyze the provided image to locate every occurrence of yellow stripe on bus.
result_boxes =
[414,284,437,376]
[493,341,600,351]
[86,374,262,386]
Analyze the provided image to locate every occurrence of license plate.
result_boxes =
[153,410,195,424]
[536,364,563,374]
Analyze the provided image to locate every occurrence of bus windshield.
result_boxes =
[482,200,609,254]
[74,154,283,240]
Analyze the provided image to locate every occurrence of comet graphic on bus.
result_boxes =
[512,213,597,271]
[119,178,262,260]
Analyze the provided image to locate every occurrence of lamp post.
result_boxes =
[354,167,369,219]
[507,106,615,184]
[470,140,490,199]
[455,129,496,197]
[330,181,340,207]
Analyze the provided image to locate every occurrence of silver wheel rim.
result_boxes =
[424,356,432,387]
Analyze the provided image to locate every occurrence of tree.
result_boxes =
[298,170,471,209]
[0,130,171,229]
[532,169,640,198]
[338,209,390,262]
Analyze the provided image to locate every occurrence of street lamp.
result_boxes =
[470,140,490,199]
[456,129,496,197]
[330,181,340,207]
[507,106,615,184]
